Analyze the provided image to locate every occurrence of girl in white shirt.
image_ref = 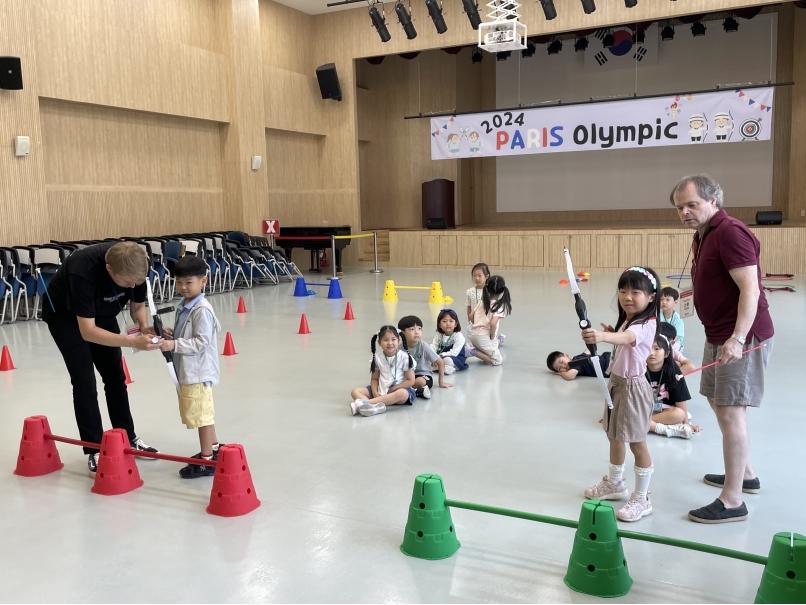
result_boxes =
[430,309,468,374]
[350,326,415,417]
[470,275,512,366]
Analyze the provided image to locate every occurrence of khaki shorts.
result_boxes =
[470,334,502,365]
[700,336,773,407]
[178,383,215,428]
[604,374,653,443]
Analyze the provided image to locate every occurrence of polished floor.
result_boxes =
[1,268,804,603]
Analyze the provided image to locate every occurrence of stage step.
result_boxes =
[359,231,390,262]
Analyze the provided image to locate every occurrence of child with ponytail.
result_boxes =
[350,326,415,417]
[470,275,512,366]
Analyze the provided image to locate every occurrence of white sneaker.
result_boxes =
[666,423,693,439]
[359,402,387,416]
[442,365,456,375]
[616,493,653,522]
[421,386,431,399]
[350,399,367,416]
[464,345,476,357]
[584,475,629,500]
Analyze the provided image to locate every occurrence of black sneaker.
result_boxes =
[688,498,748,524]
[87,453,99,477]
[703,473,761,494]
[179,453,216,479]
[129,437,159,459]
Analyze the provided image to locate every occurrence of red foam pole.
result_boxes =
[47,435,102,450]
[679,344,766,380]
[124,449,218,467]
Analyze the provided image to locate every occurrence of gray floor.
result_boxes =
[1,267,804,603]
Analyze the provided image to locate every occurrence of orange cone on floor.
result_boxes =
[0,345,15,371]
[14,415,64,477]
[222,332,237,356]
[236,296,247,314]
[91,429,143,496]
[121,356,134,385]
[206,444,261,517]
[298,314,311,334]
[344,302,355,321]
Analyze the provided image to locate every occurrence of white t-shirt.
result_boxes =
[373,351,414,395]
[431,331,466,357]
[466,287,484,313]
[471,300,506,337]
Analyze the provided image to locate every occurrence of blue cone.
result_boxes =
[293,277,309,297]
[327,280,343,299]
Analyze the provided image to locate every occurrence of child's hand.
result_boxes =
[438,382,453,389]
[162,327,173,339]
[158,339,175,352]
[582,328,604,344]
[600,323,615,332]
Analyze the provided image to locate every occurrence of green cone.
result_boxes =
[400,473,460,560]
[564,500,633,598]
[755,532,806,603]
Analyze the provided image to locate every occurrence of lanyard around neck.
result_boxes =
[385,352,399,382]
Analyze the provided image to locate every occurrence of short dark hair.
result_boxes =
[660,287,679,300]
[659,322,677,341]
[547,351,564,372]
[398,315,423,331]
[174,256,208,278]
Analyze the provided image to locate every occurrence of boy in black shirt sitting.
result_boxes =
[547,349,611,381]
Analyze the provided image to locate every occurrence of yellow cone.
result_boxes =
[428,282,445,304]
[383,280,398,302]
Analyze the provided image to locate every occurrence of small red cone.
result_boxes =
[121,356,134,385]
[236,296,247,314]
[222,332,237,356]
[344,302,355,321]
[91,429,143,496]
[298,314,311,334]
[0,345,15,371]
[206,444,261,517]
[14,415,64,477]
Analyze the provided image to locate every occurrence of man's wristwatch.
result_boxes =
[731,333,746,345]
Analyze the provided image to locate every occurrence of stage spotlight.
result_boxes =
[472,50,483,63]
[580,0,596,14]
[368,4,391,42]
[496,51,512,61]
[602,30,615,47]
[723,15,739,33]
[574,37,589,52]
[522,42,536,58]
[632,29,645,44]
[547,39,562,55]
[462,0,482,30]
[394,2,417,39]
[538,0,557,20]
[624,0,637,7]
[425,0,448,33]
[691,21,706,37]
[661,24,675,41]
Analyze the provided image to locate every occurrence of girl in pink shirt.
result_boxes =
[581,266,661,522]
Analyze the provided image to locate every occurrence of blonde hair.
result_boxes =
[105,242,149,284]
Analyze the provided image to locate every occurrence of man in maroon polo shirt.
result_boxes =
[670,174,774,524]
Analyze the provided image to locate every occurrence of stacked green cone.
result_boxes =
[564,500,633,598]
[755,532,806,603]
[400,473,460,560]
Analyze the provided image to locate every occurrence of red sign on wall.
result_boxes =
[263,219,279,235]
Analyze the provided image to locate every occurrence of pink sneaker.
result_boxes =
[584,475,629,500]
[616,493,653,522]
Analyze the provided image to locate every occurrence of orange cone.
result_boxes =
[121,356,134,385]
[222,332,237,356]
[236,296,247,314]
[344,302,355,321]
[298,314,311,334]
[0,345,15,371]
[206,444,260,517]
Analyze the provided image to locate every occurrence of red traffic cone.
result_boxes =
[236,296,247,314]
[0,345,15,371]
[222,332,237,356]
[14,415,64,477]
[298,314,311,334]
[206,444,260,517]
[344,302,355,321]
[91,429,143,496]
[121,356,134,385]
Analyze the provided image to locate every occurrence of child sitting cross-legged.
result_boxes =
[398,315,452,398]
[646,334,701,439]
[429,309,468,374]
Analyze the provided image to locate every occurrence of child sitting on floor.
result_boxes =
[660,287,685,351]
[659,323,695,374]
[350,325,415,417]
[398,315,452,398]
[646,334,701,439]
[547,349,612,380]
[470,275,512,366]
[430,309,468,374]
[466,262,504,346]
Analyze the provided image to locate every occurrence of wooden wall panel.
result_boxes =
[259,0,315,75]
[264,66,326,135]
[788,7,806,223]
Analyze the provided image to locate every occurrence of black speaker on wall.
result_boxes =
[756,211,782,225]
[315,64,342,102]
[0,57,23,90]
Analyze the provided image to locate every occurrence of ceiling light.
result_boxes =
[538,0,557,20]
[522,42,536,58]
[368,3,391,42]
[661,24,675,41]
[632,29,645,44]
[547,39,562,55]
[624,0,637,7]
[496,51,512,61]
[602,30,615,47]
[424,0,447,34]
[472,50,483,63]
[394,2,417,39]
[461,0,482,30]
[580,0,595,14]
[723,15,739,33]
[691,21,706,37]
[574,37,589,52]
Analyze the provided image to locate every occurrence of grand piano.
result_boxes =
[276,225,351,273]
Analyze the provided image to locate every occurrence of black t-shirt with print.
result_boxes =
[43,243,146,323]
[646,364,691,408]
[571,352,611,378]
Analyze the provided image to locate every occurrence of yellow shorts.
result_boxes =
[178,383,215,429]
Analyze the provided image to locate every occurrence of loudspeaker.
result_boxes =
[756,211,782,225]
[0,56,23,90]
[315,64,342,102]
[426,218,447,229]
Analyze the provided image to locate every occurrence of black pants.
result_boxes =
[45,316,136,454]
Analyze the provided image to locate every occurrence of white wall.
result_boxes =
[495,14,777,213]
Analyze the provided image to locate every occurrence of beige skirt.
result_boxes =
[603,374,653,443]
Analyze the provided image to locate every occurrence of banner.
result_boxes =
[584,25,658,72]
[430,87,774,160]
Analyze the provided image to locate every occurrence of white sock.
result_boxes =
[654,423,668,435]
[634,465,654,497]
[608,463,625,485]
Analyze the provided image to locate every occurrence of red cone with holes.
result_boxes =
[222,332,237,356]
[344,302,355,321]
[14,415,64,477]
[91,428,143,496]
[206,444,260,517]
[0,345,15,371]
[237,296,247,314]
[121,356,134,385]
[298,314,311,334]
